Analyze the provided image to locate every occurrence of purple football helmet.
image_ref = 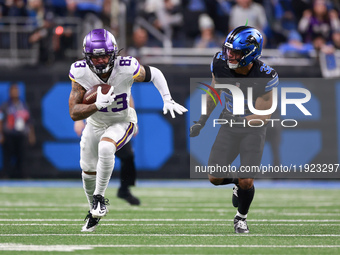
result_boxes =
[83,29,118,74]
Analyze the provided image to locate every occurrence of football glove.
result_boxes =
[95,86,116,110]
[163,99,188,118]
[189,121,205,137]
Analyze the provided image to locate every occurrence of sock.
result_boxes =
[220,177,239,185]
[82,172,96,209]
[236,211,247,219]
[94,141,116,196]
[237,185,255,215]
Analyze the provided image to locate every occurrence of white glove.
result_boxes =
[95,86,116,110]
[163,98,188,118]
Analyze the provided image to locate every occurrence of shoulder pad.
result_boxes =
[69,60,87,81]
[115,56,141,78]
[211,51,225,73]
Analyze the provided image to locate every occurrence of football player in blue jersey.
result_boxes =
[190,26,279,233]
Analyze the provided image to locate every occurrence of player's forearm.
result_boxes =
[69,104,98,121]
[150,66,172,101]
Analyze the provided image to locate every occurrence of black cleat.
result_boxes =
[91,194,109,218]
[232,185,239,208]
[117,188,141,206]
[81,211,101,232]
[234,216,249,234]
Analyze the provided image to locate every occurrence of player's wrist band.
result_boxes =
[198,115,209,125]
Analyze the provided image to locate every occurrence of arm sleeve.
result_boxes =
[150,66,172,101]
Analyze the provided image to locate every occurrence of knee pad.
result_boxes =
[98,141,116,160]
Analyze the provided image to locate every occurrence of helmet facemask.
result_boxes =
[222,43,244,69]
[85,50,115,74]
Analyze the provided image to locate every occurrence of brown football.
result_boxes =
[82,84,112,104]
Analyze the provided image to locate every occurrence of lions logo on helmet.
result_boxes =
[246,35,260,50]
[83,29,118,74]
[222,26,263,69]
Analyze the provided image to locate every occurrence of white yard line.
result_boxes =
[0,243,339,252]
[0,223,339,226]
[0,218,340,222]
[1,208,339,216]
[0,234,340,237]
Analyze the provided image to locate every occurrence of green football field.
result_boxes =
[0,182,339,254]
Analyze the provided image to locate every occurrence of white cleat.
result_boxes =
[81,211,101,232]
[90,194,109,218]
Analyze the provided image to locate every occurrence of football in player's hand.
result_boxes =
[82,84,112,104]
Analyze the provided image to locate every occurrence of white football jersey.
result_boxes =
[69,56,140,127]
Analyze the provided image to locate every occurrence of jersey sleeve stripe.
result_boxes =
[265,76,279,92]
[265,81,279,91]
[69,72,76,82]
[132,62,141,79]
[266,75,278,86]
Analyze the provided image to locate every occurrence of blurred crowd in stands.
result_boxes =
[1,0,340,63]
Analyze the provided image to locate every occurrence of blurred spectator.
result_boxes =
[67,0,103,19]
[66,0,104,41]
[229,0,268,35]
[291,0,311,22]
[127,27,149,61]
[194,13,222,48]
[141,0,184,47]
[204,0,232,37]
[278,29,314,56]
[263,0,296,48]
[0,0,29,49]
[51,1,79,61]
[298,0,340,53]
[0,84,35,179]
[182,0,206,46]
[2,0,27,17]
[45,0,67,17]
[27,0,55,63]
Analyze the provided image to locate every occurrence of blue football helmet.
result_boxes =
[222,26,263,69]
[83,29,118,74]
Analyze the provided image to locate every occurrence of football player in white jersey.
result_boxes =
[68,28,187,232]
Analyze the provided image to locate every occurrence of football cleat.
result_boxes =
[117,188,141,206]
[91,194,109,218]
[81,211,101,232]
[232,185,239,208]
[234,216,249,234]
